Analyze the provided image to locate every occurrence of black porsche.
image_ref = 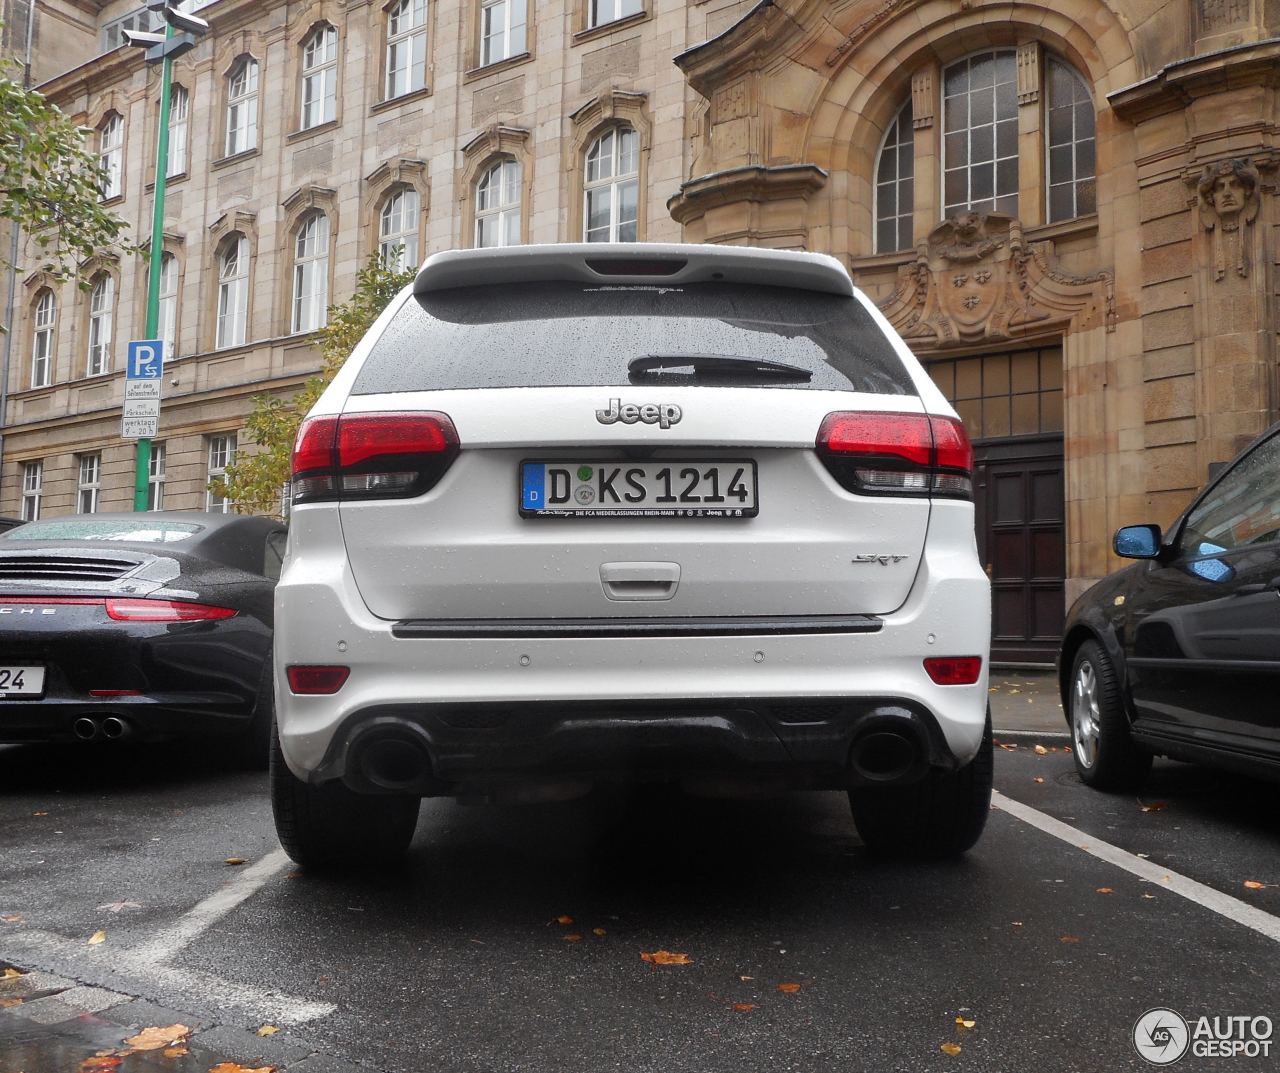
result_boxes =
[0,512,286,764]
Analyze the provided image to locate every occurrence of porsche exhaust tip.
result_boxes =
[72,717,100,742]
[101,716,132,740]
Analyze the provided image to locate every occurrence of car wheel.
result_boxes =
[1069,639,1152,791]
[849,711,993,858]
[270,723,420,868]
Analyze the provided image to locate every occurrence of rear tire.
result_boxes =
[270,723,420,868]
[849,712,993,858]
[1068,639,1151,791]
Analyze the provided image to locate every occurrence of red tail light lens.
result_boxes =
[292,411,459,505]
[923,657,984,686]
[105,599,237,622]
[816,411,973,499]
[286,665,350,695]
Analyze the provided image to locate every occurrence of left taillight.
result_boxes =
[105,599,237,622]
[816,411,973,499]
[292,411,459,505]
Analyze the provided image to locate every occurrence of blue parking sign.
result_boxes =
[126,340,164,379]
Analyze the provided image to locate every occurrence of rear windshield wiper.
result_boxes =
[627,354,813,383]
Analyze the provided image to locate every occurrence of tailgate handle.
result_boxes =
[600,562,680,602]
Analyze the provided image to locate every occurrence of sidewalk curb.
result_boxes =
[992,728,1071,742]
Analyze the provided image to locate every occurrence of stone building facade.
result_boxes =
[1,0,1278,661]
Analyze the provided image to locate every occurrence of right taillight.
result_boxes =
[286,665,350,695]
[292,411,459,505]
[816,411,973,499]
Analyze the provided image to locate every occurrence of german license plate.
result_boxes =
[521,460,758,518]
[0,666,45,698]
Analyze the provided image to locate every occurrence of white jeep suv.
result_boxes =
[271,244,992,866]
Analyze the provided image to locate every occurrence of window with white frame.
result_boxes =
[875,100,915,253]
[167,85,188,177]
[30,289,55,389]
[87,274,114,376]
[226,57,259,156]
[206,434,237,513]
[157,252,178,358]
[386,0,428,98]
[291,212,330,333]
[379,187,420,269]
[147,442,166,511]
[480,0,526,67]
[589,0,642,29]
[77,454,101,515]
[300,25,338,129]
[942,50,1019,217]
[1046,57,1096,223]
[216,234,250,349]
[584,126,639,242]
[475,158,521,248]
[21,461,42,522]
[99,113,123,199]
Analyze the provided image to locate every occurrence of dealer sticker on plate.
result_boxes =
[521,460,758,518]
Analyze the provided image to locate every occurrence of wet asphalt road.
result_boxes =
[2,739,1279,1073]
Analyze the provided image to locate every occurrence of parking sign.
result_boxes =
[126,340,164,380]
[122,340,164,439]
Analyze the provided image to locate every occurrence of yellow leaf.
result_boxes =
[1244,880,1265,890]
[1033,744,1048,755]
[88,930,106,945]
[640,950,693,966]
[162,1045,189,1058]
[0,996,24,1008]
[592,928,606,937]
[998,743,1018,751]
[2,967,23,978]
[941,1042,962,1056]
[955,1016,976,1028]
[224,857,246,866]
[121,1024,190,1052]
[555,914,573,925]
[732,1002,756,1012]
[1095,887,1114,894]
[0,914,23,924]
[777,982,802,994]
[562,934,583,942]
[256,1024,280,1037]
[208,1064,275,1073]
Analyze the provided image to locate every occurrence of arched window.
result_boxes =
[584,126,638,242]
[167,85,188,177]
[216,234,250,349]
[480,0,526,67]
[292,212,330,333]
[226,58,259,156]
[1046,57,1096,222]
[942,50,1018,217]
[156,253,179,357]
[475,159,521,248]
[301,25,338,129]
[379,187,420,268]
[386,0,428,98]
[98,113,123,200]
[875,100,914,253]
[30,290,56,389]
[87,274,114,376]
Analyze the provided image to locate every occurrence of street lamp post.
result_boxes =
[124,1,208,511]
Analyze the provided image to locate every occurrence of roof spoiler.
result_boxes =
[413,243,855,298]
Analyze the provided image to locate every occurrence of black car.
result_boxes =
[0,511,286,765]
[1059,422,1280,789]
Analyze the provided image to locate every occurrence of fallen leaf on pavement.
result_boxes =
[255,1025,279,1037]
[224,858,246,866]
[555,915,573,925]
[1011,921,1023,926]
[998,743,1018,751]
[0,914,22,924]
[1009,688,1021,695]
[0,997,24,1008]
[1059,935,1081,943]
[739,975,754,981]
[87,930,106,945]
[78,1056,123,1072]
[777,982,801,994]
[940,1042,962,1056]
[592,928,606,937]
[32,811,48,816]
[96,901,142,914]
[732,1003,756,1012]
[562,934,583,942]
[1033,744,1048,755]
[1096,887,1114,894]
[163,1045,190,1057]
[121,1025,191,1052]
[1244,880,1266,890]
[1033,776,1045,784]
[641,950,693,966]
[2,967,23,978]
[1142,893,1156,899]
[1138,800,1168,812]
[208,1064,275,1073]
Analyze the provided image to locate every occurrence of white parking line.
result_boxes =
[993,791,1280,943]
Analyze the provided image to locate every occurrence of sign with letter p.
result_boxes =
[126,339,164,380]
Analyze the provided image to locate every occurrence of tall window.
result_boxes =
[30,290,55,389]
[475,159,521,248]
[226,58,259,156]
[942,50,1018,217]
[77,454,101,515]
[87,274,114,376]
[480,0,526,67]
[167,85,188,177]
[1046,57,1097,223]
[386,0,427,98]
[21,462,42,522]
[875,101,915,253]
[99,113,123,199]
[300,25,338,129]
[157,253,178,358]
[148,442,166,511]
[379,188,420,269]
[589,0,643,29]
[584,127,639,242]
[206,434,237,513]
[216,235,250,349]
[291,212,330,334]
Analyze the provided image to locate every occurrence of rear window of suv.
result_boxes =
[353,282,916,396]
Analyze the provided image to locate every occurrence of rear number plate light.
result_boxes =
[520,459,758,518]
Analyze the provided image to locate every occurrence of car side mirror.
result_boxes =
[1114,524,1163,560]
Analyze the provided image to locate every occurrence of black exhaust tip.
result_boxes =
[101,716,130,740]
[357,737,433,793]
[73,717,100,742]
[850,729,922,783]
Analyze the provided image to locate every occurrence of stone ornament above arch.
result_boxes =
[209,209,259,248]
[365,157,430,259]
[568,90,651,152]
[878,212,1115,346]
[287,0,344,41]
[283,184,338,222]
[86,94,128,132]
[215,29,266,77]
[460,126,530,190]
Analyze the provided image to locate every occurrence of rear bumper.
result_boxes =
[0,695,257,744]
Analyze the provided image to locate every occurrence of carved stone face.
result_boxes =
[1212,174,1244,215]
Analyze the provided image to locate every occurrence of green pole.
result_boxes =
[133,24,174,512]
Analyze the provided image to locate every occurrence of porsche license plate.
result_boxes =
[0,666,45,697]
